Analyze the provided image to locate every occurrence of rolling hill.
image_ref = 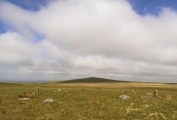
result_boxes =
[60,77,124,83]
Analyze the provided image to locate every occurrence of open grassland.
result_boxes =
[0,82,177,120]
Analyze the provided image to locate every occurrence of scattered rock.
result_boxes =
[57,89,61,92]
[19,97,31,100]
[18,92,35,100]
[43,98,54,103]
[120,90,125,93]
[141,92,154,99]
[52,89,61,92]
[118,95,130,100]
[120,90,135,93]
[142,91,160,99]
[131,90,135,93]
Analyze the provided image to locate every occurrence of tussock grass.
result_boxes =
[0,82,177,119]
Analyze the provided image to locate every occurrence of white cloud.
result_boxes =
[0,0,177,82]
[0,32,36,65]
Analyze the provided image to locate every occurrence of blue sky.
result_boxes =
[129,0,177,15]
[6,0,50,11]
[0,0,177,82]
[0,21,6,33]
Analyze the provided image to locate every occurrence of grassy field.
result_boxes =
[0,81,177,120]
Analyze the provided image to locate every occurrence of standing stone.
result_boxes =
[98,88,101,91]
[154,89,158,97]
[36,87,40,93]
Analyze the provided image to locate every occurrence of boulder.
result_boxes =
[43,98,54,103]
[118,95,130,100]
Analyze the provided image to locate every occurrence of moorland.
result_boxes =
[0,77,177,120]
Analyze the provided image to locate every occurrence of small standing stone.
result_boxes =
[98,88,101,91]
[154,89,158,97]
[36,87,40,93]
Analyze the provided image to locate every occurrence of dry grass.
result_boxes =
[0,82,177,119]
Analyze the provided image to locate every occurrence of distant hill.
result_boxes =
[60,77,122,83]
[0,82,22,85]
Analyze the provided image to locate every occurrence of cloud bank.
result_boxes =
[0,0,177,82]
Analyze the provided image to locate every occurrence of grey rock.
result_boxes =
[43,98,54,103]
[118,95,130,100]
[19,97,31,100]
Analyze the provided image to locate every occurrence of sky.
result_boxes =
[0,0,177,82]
